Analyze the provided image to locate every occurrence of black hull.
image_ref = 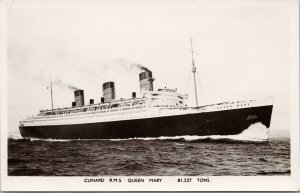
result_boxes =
[19,106,273,139]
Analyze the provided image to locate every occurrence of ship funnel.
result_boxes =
[74,90,85,107]
[139,70,154,92]
[102,81,115,103]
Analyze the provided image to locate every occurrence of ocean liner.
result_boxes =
[19,41,273,139]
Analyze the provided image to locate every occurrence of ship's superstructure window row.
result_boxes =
[21,96,272,127]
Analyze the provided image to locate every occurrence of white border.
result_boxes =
[1,0,299,191]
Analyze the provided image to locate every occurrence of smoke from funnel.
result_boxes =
[68,58,151,79]
[52,80,79,90]
[114,58,151,72]
[27,74,80,91]
[135,64,150,72]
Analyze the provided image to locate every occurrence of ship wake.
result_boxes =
[182,122,270,142]
[112,122,270,142]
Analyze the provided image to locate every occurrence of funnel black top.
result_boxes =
[74,90,84,96]
[102,82,115,90]
[139,71,152,81]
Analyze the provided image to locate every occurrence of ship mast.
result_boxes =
[50,79,54,110]
[190,38,198,106]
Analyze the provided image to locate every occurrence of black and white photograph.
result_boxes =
[1,0,299,191]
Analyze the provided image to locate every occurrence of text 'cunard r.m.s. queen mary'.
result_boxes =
[19,41,273,140]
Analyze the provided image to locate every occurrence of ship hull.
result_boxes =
[19,105,273,139]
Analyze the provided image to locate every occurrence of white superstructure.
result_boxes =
[20,87,273,127]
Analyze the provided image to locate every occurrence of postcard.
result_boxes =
[1,0,299,191]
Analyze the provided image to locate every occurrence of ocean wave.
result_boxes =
[8,134,23,140]
[109,122,269,142]
[8,168,48,176]
[29,138,72,142]
[8,137,72,142]
[256,170,290,175]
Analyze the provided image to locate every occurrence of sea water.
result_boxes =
[7,123,290,176]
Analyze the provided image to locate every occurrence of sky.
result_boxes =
[5,0,293,137]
